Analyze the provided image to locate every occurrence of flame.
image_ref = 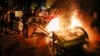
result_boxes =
[70,10,82,28]
[46,10,82,32]
[45,10,86,45]
[46,17,60,32]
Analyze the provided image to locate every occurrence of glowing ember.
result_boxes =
[70,10,82,28]
[46,17,60,32]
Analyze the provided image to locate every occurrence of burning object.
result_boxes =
[46,26,88,56]
[46,10,87,43]
[47,26,88,48]
[45,10,88,55]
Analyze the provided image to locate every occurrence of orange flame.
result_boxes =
[46,17,60,32]
[70,10,82,28]
[46,10,82,33]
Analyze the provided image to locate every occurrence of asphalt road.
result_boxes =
[0,24,100,56]
[0,25,52,56]
[0,33,52,56]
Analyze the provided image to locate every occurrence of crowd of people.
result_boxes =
[0,5,60,37]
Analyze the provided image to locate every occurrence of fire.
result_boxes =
[45,10,86,47]
[70,10,82,28]
[46,17,60,32]
[46,10,82,33]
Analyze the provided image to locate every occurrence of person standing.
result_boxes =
[22,12,29,38]
[3,9,11,34]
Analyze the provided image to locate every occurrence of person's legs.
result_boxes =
[25,26,28,38]
[23,25,25,36]
[31,25,36,37]
[23,24,28,38]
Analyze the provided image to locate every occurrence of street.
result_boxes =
[0,24,100,56]
[0,25,52,56]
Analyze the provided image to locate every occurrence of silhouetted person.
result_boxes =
[9,9,15,30]
[22,12,29,37]
[22,9,33,38]
[3,9,11,34]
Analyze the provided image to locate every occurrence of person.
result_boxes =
[22,9,33,38]
[9,8,15,30]
[22,12,29,37]
[3,9,11,34]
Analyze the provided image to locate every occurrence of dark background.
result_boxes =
[0,0,46,10]
[0,0,100,10]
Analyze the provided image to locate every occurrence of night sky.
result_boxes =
[0,0,46,9]
[0,0,100,10]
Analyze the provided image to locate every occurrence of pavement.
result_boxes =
[0,24,100,56]
[0,25,52,56]
[0,32,52,56]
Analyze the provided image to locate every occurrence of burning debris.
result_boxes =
[45,8,88,55]
[45,0,100,55]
